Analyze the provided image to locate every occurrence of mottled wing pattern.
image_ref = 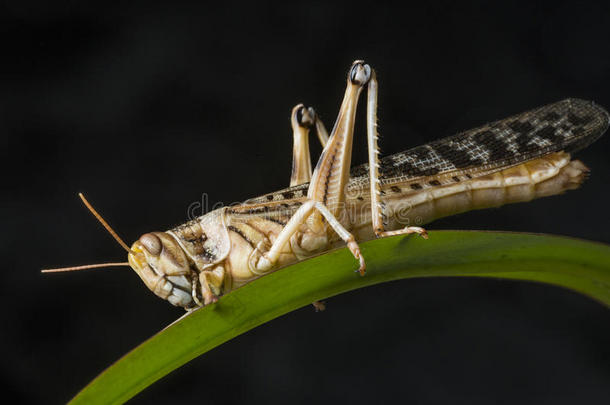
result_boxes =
[246,98,608,203]
[350,98,608,183]
[244,184,309,204]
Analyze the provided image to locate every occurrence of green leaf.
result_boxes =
[70,231,610,404]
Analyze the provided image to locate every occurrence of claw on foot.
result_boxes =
[312,301,326,312]
[250,240,273,273]
[357,255,366,276]
[257,255,273,272]
[410,226,428,239]
[376,226,428,240]
[347,238,366,276]
[203,293,218,306]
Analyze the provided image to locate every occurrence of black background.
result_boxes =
[2,2,610,404]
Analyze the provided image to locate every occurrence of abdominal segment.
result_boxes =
[362,151,588,235]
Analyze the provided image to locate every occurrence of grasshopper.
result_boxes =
[44,61,609,311]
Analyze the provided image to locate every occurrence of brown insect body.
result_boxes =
[47,62,609,311]
[131,94,607,309]
[156,152,587,308]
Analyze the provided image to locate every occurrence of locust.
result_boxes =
[43,60,609,311]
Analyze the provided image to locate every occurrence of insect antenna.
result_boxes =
[40,194,136,274]
[78,192,135,255]
[41,262,130,273]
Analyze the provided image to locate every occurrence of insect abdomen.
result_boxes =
[380,152,587,229]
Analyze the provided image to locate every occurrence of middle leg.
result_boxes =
[250,199,365,274]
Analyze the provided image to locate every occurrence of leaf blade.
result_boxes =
[69,231,610,404]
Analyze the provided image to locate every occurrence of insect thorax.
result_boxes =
[168,210,231,272]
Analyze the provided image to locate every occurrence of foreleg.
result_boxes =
[198,265,225,305]
[287,104,332,310]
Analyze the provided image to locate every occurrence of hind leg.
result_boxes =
[364,70,428,239]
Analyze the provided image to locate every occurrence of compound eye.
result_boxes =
[139,233,162,256]
[349,61,371,86]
